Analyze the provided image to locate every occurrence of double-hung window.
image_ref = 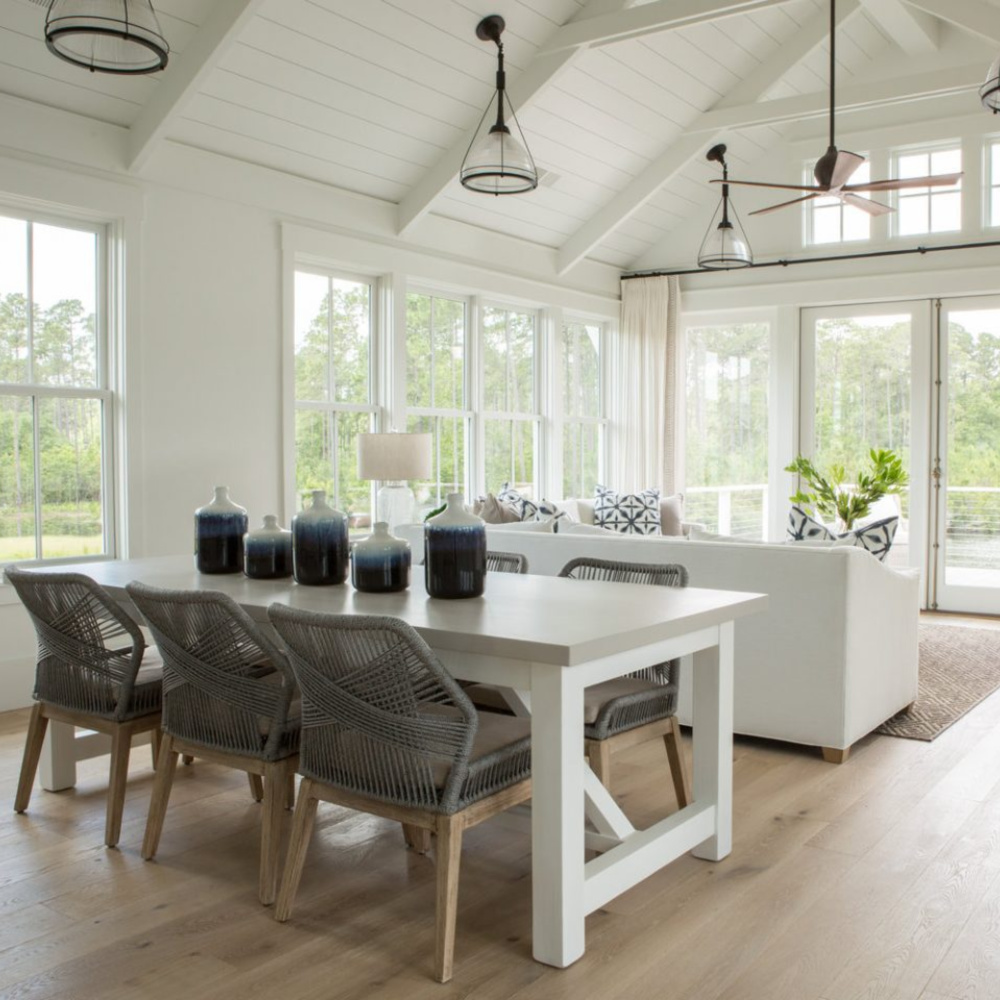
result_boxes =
[405,290,471,514]
[807,158,871,244]
[292,270,376,522]
[989,140,1000,227]
[561,317,605,498]
[0,212,114,562]
[480,303,539,497]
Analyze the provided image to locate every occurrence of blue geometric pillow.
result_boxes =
[787,505,836,542]
[846,516,898,562]
[594,485,661,535]
[496,483,565,525]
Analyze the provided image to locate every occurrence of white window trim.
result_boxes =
[890,142,963,239]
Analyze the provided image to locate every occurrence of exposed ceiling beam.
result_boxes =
[536,0,795,54]
[554,0,859,274]
[902,0,1000,45]
[128,0,266,172]
[692,63,981,133]
[862,0,939,54]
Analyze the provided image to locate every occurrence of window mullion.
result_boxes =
[31,395,42,559]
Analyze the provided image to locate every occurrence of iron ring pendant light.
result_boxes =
[460,15,538,195]
[697,144,753,269]
[45,0,169,75]
[981,55,1000,112]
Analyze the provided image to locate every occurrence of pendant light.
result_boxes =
[460,15,538,195]
[698,144,753,269]
[980,55,1000,113]
[45,0,169,75]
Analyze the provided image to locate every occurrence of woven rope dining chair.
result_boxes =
[485,551,528,574]
[5,567,164,848]
[126,583,300,905]
[266,606,532,983]
[558,557,692,809]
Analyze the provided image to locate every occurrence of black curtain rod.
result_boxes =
[621,239,1000,280]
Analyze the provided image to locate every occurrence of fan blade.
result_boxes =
[845,173,963,192]
[829,150,866,189]
[710,178,824,193]
[749,193,820,216]
[841,193,893,216]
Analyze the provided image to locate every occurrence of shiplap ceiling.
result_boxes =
[0,0,994,271]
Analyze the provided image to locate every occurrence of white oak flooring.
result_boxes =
[1,643,999,1000]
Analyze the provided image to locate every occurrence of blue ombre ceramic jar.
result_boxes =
[195,486,248,574]
[292,490,349,586]
[424,493,486,599]
[244,515,293,579]
[351,522,411,593]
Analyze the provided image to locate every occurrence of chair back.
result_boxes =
[126,583,298,761]
[486,551,528,574]
[267,606,477,813]
[5,567,154,721]
[558,557,688,685]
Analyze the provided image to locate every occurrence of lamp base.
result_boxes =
[376,483,416,534]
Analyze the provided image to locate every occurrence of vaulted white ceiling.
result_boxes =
[0,0,994,272]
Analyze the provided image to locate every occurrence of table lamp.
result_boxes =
[358,432,432,532]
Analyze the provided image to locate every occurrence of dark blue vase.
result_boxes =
[195,486,248,574]
[292,490,349,586]
[244,515,293,579]
[424,493,486,599]
[351,522,411,593]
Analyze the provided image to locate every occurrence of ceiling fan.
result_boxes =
[712,0,962,217]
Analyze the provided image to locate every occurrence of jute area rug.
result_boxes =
[877,621,1000,741]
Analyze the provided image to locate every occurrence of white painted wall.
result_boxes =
[0,97,622,710]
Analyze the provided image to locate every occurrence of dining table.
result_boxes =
[23,554,766,970]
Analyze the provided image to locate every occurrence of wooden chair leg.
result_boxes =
[182,755,194,766]
[434,813,464,983]
[259,762,289,906]
[143,734,179,860]
[275,779,319,923]
[403,823,432,854]
[285,773,296,811]
[248,773,264,802]
[587,740,613,789]
[150,727,163,771]
[15,704,49,814]
[105,724,134,848]
[663,717,692,808]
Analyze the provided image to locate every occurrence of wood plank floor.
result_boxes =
[2,645,1000,1000]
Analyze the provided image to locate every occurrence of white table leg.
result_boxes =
[530,663,586,968]
[691,621,734,861]
[40,720,77,791]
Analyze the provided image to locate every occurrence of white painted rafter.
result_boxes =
[536,0,795,54]
[902,0,1000,45]
[396,0,803,236]
[862,0,939,54]
[554,0,861,274]
[127,0,266,172]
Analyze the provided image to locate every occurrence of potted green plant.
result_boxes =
[785,449,909,531]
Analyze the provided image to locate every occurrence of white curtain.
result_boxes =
[612,275,679,493]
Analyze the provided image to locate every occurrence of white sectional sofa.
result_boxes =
[481,527,921,759]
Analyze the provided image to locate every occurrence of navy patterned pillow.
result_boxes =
[787,505,836,542]
[497,482,538,521]
[847,516,898,562]
[594,485,661,535]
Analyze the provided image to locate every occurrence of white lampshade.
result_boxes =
[358,433,432,481]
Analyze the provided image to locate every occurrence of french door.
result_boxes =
[800,302,931,581]
[931,298,1000,613]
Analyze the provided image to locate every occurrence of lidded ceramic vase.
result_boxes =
[195,486,248,574]
[351,522,411,593]
[291,490,349,586]
[424,493,487,599]
[244,515,293,580]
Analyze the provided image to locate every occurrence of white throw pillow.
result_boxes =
[659,493,685,536]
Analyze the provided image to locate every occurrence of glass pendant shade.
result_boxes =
[698,212,753,270]
[461,118,538,195]
[981,55,1000,113]
[45,0,169,75]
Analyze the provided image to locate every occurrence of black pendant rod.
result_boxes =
[621,239,1000,279]
[829,0,836,150]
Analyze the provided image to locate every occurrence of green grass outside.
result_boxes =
[0,535,104,561]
